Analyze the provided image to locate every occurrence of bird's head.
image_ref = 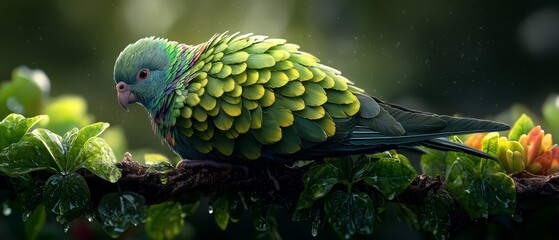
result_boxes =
[113,37,172,112]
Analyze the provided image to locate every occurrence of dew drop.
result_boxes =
[311,226,318,237]
[133,223,138,227]
[87,216,93,222]
[63,225,70,233]
[208,205,214,214]
[22,211,31,222]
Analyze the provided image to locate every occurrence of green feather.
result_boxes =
[269,126,301,154]
[206,77,225,97]
[236,134,261,160]
[213,131,234,156]
[252,116,282,144]
[234,107,252,134]
[213,110,234,131]
[247,54,276,69]
[242,84,265,100]
[266,71,289,88]
[293,116,328,143]
[221,51,249,64]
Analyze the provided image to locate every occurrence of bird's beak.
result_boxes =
[116,82,138,112]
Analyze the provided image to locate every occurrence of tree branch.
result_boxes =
[82,153,559,235]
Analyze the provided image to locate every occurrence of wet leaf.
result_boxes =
[145,201,184,240]
[0,114,46,150]
[324,191,375,239]
[98,192,147,238]
[77,137,121,183]
[420,148,456,179]
[42,173,90,225]
[0,140,58,176]
[364,154,417,200]
[296,163,339,210]
[245,192,273,231]
[447,156,516,219]
[146,161,174,174]
[418,190,452,240]
[66,122,110,171]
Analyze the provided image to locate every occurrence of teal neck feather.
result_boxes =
[150,40,207,142]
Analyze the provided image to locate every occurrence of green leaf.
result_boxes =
[145,201,184,240]
[0,114,47,150]
[25,204,46,240]
[481,132,500,157]
[0,67,49,117]
[325,155,374,181]
[213,194,230,230]
[542,94,559,137]
[296,163,339,210]
[420,149,457,179]
[418,190,452,240]
[77,137,121,183]
[447,156,516,219]
[245,192,273,232]
[98,192,148,238]
[324,191,375,239]
[508,114,534,141]
[66,122,110,171]
[364,155,417,200]
[28,128,65,170]
[0,140,58,176]
[43,173,90,225]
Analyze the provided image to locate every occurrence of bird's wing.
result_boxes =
[174,32,364,160]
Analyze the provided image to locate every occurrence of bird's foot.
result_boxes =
[176,159,249,175]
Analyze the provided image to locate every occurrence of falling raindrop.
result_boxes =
[208,205,214,214]
[22,211,31,222]
[311,226,318,237]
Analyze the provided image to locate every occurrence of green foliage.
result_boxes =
[508,114,534,141]
[0,66,49,117]
[98,192,148,238]
[324,191,375,239]
[364,153,416,200]
[0,114,122,232]
[542,94,559,137]
[43,173,90,225]
[296,151,415,239]
[417,190,453,240]
[145,201,184,240]
[447,156,516,219]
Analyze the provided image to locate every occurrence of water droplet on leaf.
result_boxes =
[208,205,214,214]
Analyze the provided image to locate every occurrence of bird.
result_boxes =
[113,32,509,164]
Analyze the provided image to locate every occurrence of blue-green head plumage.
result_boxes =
[113,37,175,112]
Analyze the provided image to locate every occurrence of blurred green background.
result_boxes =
[1,0,559,239]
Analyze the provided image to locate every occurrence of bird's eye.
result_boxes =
[136,68,150,81]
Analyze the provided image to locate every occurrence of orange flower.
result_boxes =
[531,147,559,175]
[465,133,487,150]
[518,126,553,166]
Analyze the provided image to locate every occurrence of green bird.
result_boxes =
[114,32,508,163]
